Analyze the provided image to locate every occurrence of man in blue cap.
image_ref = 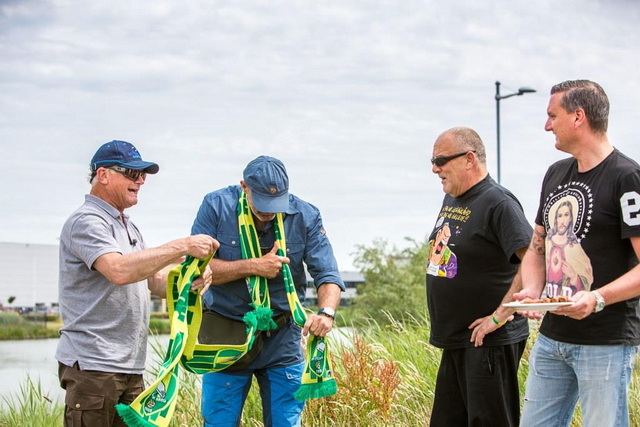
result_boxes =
[56,140,218,427]
[192,155,344,427]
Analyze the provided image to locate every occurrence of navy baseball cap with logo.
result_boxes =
[90,140,159,173]
[243,155,289,213]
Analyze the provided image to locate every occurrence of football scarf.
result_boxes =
[116,191,337,426]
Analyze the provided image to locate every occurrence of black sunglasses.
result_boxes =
[430,150,476,167]
[108,166,147,181]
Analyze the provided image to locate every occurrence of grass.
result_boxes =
[0,376,63,427]
[0,312,59,340]
[1,314,638,426]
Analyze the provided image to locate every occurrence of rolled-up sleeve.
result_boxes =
[300,205,345,291]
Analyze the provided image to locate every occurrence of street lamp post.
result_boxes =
[494,81,536,184]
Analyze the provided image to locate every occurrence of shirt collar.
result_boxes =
[85,194,129,221]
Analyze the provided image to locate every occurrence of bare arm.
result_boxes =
[208,243,290,285]
[302,282,342,337]
[514,225,548,300]
[93,234,218,287]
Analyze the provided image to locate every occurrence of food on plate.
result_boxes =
[519,296,569,304]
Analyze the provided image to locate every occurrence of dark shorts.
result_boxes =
[58,362,144,427]
[430,340,527,427]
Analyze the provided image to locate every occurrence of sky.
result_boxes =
[1,0,639,271]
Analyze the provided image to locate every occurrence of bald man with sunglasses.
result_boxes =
[56,140,218,427]
[426,127,532,426]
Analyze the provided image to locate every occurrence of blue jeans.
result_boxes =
[201,362,305,427]
[520,334,638,427]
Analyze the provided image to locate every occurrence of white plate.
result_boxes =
[502,302,574,312]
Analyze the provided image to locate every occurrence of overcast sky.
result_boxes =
[1,0,639,270]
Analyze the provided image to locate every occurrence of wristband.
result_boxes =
[491,311,506,327]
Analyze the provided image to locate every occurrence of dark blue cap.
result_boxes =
[90,140,159,173]
[243,156,289,213]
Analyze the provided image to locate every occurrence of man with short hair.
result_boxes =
[426,127,532,426]
[192,155,344,427]
[516,80,640,426]
[56,140,218,427]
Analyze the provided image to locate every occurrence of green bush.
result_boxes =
[0,312,59,340]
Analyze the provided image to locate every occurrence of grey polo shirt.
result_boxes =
[55,194,150,374]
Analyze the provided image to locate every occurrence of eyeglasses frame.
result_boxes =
[430,150,476,167]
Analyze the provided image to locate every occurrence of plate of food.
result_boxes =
[503,297,574,312]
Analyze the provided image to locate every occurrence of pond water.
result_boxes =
[0,328,354,408]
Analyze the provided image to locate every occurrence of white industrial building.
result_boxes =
[0,242,59,311]
[0,242,363,312]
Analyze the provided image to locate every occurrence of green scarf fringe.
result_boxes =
[294,379,338,401]
[115,403,156,427]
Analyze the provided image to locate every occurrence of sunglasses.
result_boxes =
[430,150,476,167]
[108,166,147,181]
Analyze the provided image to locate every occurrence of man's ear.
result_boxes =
[573,108,586,129]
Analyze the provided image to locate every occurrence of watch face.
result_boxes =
[319,307,335,318]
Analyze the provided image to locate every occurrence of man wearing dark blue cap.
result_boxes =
[56,140,218,427]
[192,155,344,427]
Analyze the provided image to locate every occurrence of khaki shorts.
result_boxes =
[58,362,144,427]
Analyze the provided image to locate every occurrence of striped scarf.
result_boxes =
[115,191,337,427]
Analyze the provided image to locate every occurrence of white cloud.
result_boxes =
[1,0,639,270]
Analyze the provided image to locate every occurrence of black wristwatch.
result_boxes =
[317,307,336,319]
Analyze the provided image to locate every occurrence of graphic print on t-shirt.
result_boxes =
[542,183,594,298]
[427,216,459,278]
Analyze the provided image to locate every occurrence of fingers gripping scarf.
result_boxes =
[116,191,336,426]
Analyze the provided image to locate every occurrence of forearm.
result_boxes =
[147,264,176,298]
[316,282,341,310]
[596,261,640,306]
[521,227,547,296]
[208,257,254,285]
[96,239,189,286]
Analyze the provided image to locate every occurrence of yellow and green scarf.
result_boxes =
[116,191,336,426]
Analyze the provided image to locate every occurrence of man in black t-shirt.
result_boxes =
[426,127,532,426]
[515,80,640,426]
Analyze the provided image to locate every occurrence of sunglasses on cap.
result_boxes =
[108,166,147,181]
[430,150,476,167]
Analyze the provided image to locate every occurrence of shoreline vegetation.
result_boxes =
[0,312,638,426]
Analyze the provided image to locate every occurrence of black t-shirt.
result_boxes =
[426,175,532,349]
[536,149,640,346]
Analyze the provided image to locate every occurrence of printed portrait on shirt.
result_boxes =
[542,192,594,298]
[427,217,458,278]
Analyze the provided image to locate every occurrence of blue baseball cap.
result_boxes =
[243,156,289,213]
[90,140,159,174]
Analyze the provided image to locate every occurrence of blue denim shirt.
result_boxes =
[192,185,344,321]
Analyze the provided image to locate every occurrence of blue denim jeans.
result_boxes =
[520,333,638,427]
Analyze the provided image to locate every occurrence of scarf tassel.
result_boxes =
[115,404,155,427]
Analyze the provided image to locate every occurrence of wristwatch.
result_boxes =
[318,307,336,320]
[591,290,605,313]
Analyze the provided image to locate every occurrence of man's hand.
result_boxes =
[191,264,213,296]
[185,234,219,259]
[252,243,290,278]
[469,313,514,347]
[512,289,545,320]
[553,291,596,319]
[302,313,334,337]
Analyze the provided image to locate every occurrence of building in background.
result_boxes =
[0,242,363,313]
[0,242,59,313]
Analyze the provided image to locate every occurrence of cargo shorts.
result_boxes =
[58,362,144,427]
